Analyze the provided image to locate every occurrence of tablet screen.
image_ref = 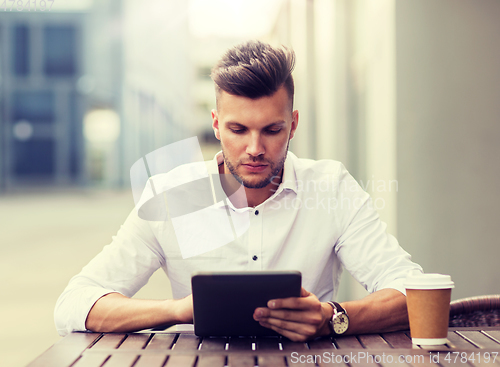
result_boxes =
[192,271,302,337]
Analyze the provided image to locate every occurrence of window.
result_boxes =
[44,25,76,76]
[12,25,29,76]
[12,90,55,123]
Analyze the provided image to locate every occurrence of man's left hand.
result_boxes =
[253,287,333,341]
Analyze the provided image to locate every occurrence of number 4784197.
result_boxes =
[1,0,55,12]
[443,352,498,364]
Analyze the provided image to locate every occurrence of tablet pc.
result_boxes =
[192,271,302,337]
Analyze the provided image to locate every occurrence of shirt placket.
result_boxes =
[247,207,263,270]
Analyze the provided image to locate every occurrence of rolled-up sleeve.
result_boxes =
[54,209,165,336]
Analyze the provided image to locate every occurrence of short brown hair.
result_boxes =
[211,40,295,109]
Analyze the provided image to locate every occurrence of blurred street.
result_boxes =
[2,0,500,365]
[0,189,172,367]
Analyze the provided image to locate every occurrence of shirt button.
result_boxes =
[252,255,258,261]
[255,210,259,215]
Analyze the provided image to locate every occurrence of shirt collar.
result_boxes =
[280,151,298,194]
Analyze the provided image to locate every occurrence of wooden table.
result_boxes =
[27,326,500,366]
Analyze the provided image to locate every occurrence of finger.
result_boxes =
[261,313,320,333]
[257,309,323,325]
[268,288,316,309]
[254,308,296,322]
[268,295,320,311]
[258,320,316,342]
[253,307,270,320]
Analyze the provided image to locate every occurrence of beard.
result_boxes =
[222,140,289,189]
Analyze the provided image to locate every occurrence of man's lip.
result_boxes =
[241,163,268,172]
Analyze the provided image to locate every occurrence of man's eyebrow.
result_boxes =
[226,121,287,128]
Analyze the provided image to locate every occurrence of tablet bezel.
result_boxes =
[192,271,302,337]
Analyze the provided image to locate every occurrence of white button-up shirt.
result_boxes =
[54,152,422,336]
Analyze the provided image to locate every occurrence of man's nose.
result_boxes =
[246,134,265,157]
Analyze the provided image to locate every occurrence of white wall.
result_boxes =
[396,0,500,300]
[121,0,194,178]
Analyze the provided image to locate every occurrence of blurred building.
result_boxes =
[1,0,499,302]
[0,0,198,190]
[0,11,86,189]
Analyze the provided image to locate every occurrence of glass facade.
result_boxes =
[12,24,29,76]
[43,26,76,76]
[12,90,55,123]
[1,15,83,186]
[13,140,55,176]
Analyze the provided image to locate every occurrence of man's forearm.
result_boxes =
[341,288,409,335]
[85,293,192,333]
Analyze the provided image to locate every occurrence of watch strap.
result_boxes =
[327,301,349,336]
[328,301,347,316]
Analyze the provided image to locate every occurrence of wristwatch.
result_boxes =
[327,301,349,335]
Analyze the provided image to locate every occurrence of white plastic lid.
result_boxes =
[405,273,455,290]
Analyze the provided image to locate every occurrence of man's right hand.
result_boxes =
[85,292,193,333]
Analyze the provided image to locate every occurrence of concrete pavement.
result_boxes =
[0,189,172,367]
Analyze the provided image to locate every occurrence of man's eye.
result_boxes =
[266,129,282,134]
[230,129,246,134]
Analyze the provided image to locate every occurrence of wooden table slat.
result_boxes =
[71,353,110,367]
[134,354,169,367]
[334,335,364,349]
[118,333,150,349]
[482,330,500,344]
[381,331,413,348]
[308,336,335,350]
[258,354,287,367]
[256,337,281,350]
[469,360,500,367]
[369,354,408,367]
[27,327,500,367]
[164,355,197,367]
[447,330,478,349]
[281,338,309,351]
[459,331,500,349]
[227,354,255,367]
[26,332,102,367]
[228,337,254,350]
[393,353,432,367]
[200,336,227,351]
[172,333,201,350]
[91,333,127,350]
[146,334,176,350]
[317,354,349,367]
[197,355,226,367]
[100,353,138,367]
[343,355,380,367]
[358,334,392,349]
[286,353,317,367]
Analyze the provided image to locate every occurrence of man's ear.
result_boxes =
[289,109,299,140]
[211,109,221,140]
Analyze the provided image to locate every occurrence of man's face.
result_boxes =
[212,86,298,189]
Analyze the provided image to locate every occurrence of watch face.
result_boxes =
[333,314,349,334]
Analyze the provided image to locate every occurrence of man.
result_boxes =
[55,40,422,341]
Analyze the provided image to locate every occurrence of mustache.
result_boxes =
[240,157,271,165]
